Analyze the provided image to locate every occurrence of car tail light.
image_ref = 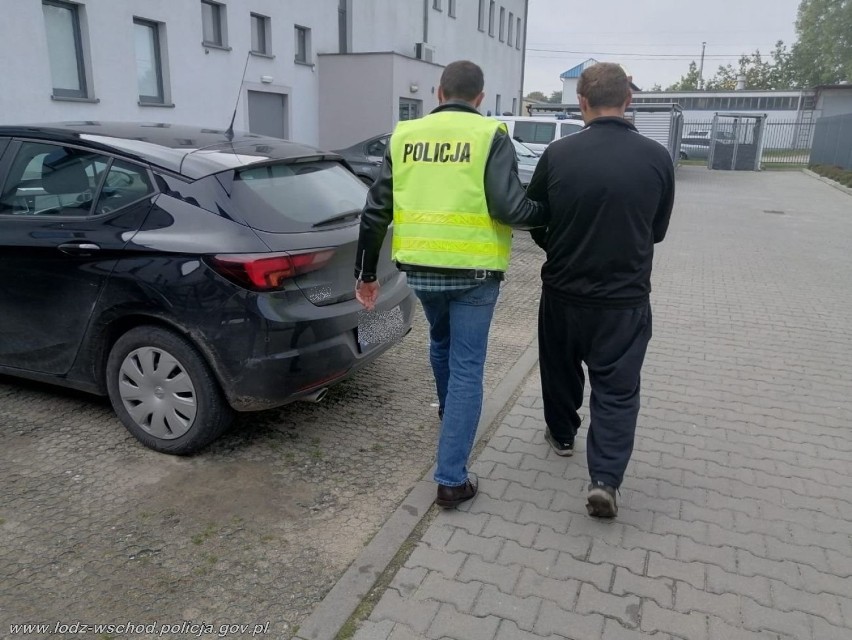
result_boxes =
[207,250,335,291]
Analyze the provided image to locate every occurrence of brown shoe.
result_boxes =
[435,474,478,509]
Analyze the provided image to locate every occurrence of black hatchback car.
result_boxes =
[0,122,414,454]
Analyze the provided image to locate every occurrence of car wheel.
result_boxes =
[106,326,234,454]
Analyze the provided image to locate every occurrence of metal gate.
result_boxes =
[708,113,767,171]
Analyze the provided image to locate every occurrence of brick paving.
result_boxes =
[351,168,852,640]
[0,225,547,636]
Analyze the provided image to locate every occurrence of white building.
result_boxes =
[631,89,822,150]
[1,0,529,150]
[559,58,640,107]
[631,89,814,124]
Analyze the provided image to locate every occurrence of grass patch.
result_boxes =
[764,148,810,161]
[191,523,218,545]
[194,552,219,576]
[762,162,808,171]
[809,163,852,188]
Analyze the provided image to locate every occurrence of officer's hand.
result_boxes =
[355,280,380,311]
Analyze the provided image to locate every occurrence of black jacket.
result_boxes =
[527,117,675,308]
[355,101,546,281]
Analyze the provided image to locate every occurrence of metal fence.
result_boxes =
[810,113,852,170]
[683,118,818,167]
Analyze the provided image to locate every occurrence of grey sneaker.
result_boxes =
[586,481,618,518]
[545,430,574,457]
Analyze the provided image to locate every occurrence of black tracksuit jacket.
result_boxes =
[527,117,676,308]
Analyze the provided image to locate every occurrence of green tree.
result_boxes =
[548,90,563,103]
[648,83,663,92]
[705,44,797,90]
[705,64,738,91]
[768,40,797,89]
[708,52,771,90]
[666,61,700,91]
[525,91,548,102]
[791,0,852,86]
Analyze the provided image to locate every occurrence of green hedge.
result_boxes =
[809,164,852,188]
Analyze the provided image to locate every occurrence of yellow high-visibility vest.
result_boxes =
[390,111,512,272]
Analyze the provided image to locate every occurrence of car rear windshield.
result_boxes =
[229,160,367,232]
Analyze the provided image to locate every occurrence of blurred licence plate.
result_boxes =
[357,305,405,349]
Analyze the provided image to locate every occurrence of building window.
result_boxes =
[488,1,495,36]
[496,94,502,115]
[507,11,514,46]
[134,19,165,104]
[499,7,505,42]
[512,97,517,114]
[477,0,485,31]
[448,0,456,18]
[201,0,226,47]
[42,0,88,99]
[295,25,311,64]
[515,17,522,49]
[251,13,270,54]
[433,0,441,10]
[399,98,422,121]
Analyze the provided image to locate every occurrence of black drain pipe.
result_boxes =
[422,0,429,45]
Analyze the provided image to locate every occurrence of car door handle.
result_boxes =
[58,242,101,255]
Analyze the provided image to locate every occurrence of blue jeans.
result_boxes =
[414,279,500,487]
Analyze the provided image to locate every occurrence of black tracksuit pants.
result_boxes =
[538,289,652,489]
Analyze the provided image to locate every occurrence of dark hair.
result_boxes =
[440,60,484,102]
[577,63,631,109]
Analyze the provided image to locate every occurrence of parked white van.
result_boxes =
[496,116,586,153]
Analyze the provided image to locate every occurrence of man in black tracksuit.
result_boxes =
[526,62,675,518]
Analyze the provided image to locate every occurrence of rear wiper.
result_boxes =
[312,209,361,228]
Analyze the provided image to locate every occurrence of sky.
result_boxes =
[523,0,802,95]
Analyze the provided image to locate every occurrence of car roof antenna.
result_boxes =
[225,51,252,142]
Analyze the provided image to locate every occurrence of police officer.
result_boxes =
[527,62,675,518]
[355,60,545,508]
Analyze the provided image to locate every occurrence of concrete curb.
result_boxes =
[294,337,540,640]
[802,169,852,197]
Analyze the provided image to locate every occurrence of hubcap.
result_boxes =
[118,347,198,439]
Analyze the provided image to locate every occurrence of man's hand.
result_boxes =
[530,226,548,250]
[355,280,380,311]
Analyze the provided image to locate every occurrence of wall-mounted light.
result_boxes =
[261,75,273,84]
[410,83,419,94]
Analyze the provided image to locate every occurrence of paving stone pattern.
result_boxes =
[353,168,852,640]
[0,235,545,635]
